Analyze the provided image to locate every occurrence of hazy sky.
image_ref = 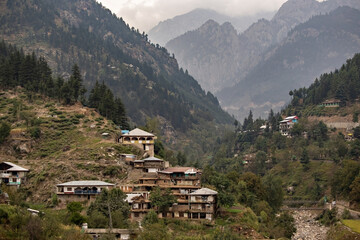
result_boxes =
[97,0,288,32]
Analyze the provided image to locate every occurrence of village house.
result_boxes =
[188,188,218,221]
[124,167,218,221]
[56,180,115,202]
[118,128,157,157]
[125,187,218,221]
[133,157,169,172]
[119,154,136,165]
[135,172,159,191]
[320,99,342,107]
[157,167,201,188]
[279,116,298,136]
[126,193,151,221]
[0,162,29,187]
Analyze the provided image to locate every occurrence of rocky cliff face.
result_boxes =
[166,20,241,93]
[218,6,360,119]
[148,8,274,47]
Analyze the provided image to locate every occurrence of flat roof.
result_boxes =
[57,181,114,187]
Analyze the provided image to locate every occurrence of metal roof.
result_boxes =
[142,157,163,161]
[158,167,199,174]
[122,128,155,137]
[2,162,29,172]
[190,188,218,195]
[57,181,114,187]
[284,116,298,120]
[125,193,142,203]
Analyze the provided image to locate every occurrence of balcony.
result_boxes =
[74,190,99,195]
[170,176,199,180]
[7,182,20,185]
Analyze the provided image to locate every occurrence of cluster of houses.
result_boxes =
[55,128,218,222]
[0,128,218,227]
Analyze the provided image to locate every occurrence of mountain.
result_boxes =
[0,0,233,150]
[166,20,241,94]
[218,6,360,119]
[166,0,360,96]
[148,8,274,47]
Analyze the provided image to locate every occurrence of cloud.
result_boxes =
[98,0,288,32]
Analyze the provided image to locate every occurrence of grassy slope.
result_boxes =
[327,222,360,240]
[0,88,142,203]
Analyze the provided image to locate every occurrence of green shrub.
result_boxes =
[69,212,86,226]
[0,121,11,143]
[67,202,83,213]
[29,127,41,139]
[0,208,9,223]
[75,114,85,119]
[317,208,337,226]
[341,209,352,220]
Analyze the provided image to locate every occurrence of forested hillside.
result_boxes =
[0,0,232,144]
[207,54,360,210]
[286,53,360,111]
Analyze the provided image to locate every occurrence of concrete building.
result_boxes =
[188,188,218,221]
[119,128,157,157]
[56,180,115,202]
[0,162,29,187]
[279,116,298,136]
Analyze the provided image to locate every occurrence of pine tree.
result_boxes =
[69,64,84,101]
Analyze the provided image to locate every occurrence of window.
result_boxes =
[134,213,140,218]
[12,178,17,183]
[67,187,72,191]
[200,213,206,219]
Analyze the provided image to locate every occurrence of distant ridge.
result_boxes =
[148,8,274,46]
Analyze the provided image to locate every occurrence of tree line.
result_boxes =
[0,40,129,128]
[288,53,360,108]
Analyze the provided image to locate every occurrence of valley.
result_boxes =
[0,0,360,239]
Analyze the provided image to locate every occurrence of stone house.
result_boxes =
[119,128,157,157]
[133,157,169,173]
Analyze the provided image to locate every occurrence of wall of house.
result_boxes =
[57,194,97,203]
